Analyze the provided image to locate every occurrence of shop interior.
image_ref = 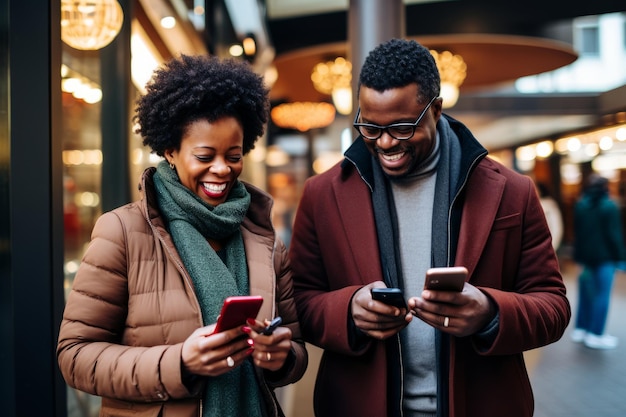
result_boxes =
[55,1,626,415]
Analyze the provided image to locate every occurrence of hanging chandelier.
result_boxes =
[429,50,467,109]
[271,102,336,132]
[311,57,353,115]
[61,0,124,51]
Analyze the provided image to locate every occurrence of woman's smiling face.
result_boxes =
[165,117,244,207]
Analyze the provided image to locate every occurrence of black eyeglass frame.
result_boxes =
[353,96,439,140]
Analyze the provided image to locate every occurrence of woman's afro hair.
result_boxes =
[134,54,269,156]
[359,38,440,104]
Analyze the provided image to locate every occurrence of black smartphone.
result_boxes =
[213,295,263,334]
[262,316,283,335]
[424,266,468,292]
[371,287,407,308]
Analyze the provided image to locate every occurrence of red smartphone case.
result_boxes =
[213,295,263,334]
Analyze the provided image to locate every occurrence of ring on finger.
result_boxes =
[443,316,450,328]
[266,352,271,361]
[226,356,235,367]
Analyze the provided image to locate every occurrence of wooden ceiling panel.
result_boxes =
[271,34,578,103]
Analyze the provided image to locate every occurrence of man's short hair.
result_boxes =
[358,38,440,104]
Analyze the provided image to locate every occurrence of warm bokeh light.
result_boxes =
[430,50,467,108]
[535,140,554,158]
[515,145,536,161]
[63,149,103,166]
[271,102,336,132]
[61,0,124,50]
[567,137,581,152]
[160,16,176,29]
[229,44,244,57]
[265,145,290,167]
[131,25,161,94]
[599,135,613,150]
[311,57,352,115]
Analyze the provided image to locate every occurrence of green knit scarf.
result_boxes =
[153,160,263,417]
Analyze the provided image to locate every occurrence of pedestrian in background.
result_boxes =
[572,173,626,349]
[536,181,564,251]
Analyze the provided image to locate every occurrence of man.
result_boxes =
[289,38,570,417]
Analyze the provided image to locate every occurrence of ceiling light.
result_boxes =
[242,35,256,56]
[61,77,81,93]
[83,87,103,104]
[61,67,102,104]
[61,0,124,51]
[599,135,613,151]
[429,50,467,109]
[584,143,599,158]
[331,87,352,116]
[311,57,352,115]
[535,141,554,158]
[271,102,336,132]
[229,44,244,57]
[567,137,581,152]
[515,145,536,161]
[160,16,176,29]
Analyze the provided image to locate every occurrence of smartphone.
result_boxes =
[213,295,263,334]
[424,266,468,292]
[371,287,407,308]
[262,316,283,335]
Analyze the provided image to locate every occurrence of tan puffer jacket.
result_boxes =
[57,167,308,417]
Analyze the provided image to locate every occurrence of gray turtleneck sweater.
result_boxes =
[390,133,440,417]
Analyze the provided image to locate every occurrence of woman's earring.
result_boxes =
[169,162,175,170]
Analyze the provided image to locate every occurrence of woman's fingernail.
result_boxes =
[242,326,251,334]
[247,338,254,347]
[246,318,256,326]
[246,347,255,355]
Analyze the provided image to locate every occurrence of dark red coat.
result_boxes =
[289,119,570,417]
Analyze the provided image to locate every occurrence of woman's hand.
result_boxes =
[245,318,293,372]
[181,324,254,377]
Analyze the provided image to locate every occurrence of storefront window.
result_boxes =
[60,12,166,413]
[61,45,103,417]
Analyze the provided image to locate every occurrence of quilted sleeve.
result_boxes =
[56,209,192,402]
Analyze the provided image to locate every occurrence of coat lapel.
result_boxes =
[331,169,383,285]
[455,162,506,276]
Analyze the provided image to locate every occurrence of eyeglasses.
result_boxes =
[353,96,438,140]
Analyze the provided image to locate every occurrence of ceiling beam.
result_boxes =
[267,1,626,55]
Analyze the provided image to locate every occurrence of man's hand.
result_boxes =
[408,283,496,337]
[351,281,412,340]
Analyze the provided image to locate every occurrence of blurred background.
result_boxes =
[2,1,626,415]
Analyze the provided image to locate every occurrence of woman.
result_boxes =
[57,55,307,417]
